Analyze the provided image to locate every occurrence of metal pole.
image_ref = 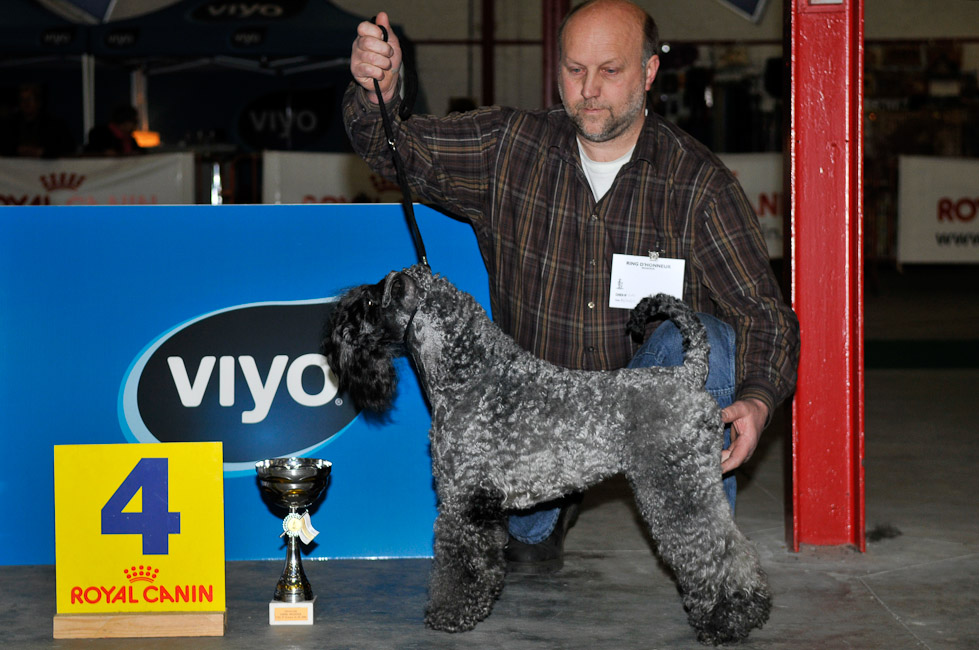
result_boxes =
[131,67,149,131]
[481,0,495,105]
[541,0,570,108]
[81,54,95,140]
[789,0,866,551]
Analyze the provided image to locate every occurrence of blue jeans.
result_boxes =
[508,313,737,544]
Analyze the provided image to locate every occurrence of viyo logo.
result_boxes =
[192,0,306,21]
[167,353,333,424]
[120,298,358,472]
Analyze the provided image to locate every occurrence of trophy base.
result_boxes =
[53,611,226,638]
[268,595,316,626]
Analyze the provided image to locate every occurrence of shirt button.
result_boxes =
[590,213,598,222]
[587,301,595,309]
[587,345,597,352]
[589,259,596,266]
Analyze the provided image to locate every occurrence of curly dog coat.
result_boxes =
[322,265,770,645]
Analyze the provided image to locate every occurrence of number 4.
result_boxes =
[101,458,181,555]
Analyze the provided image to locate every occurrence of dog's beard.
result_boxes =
[322,287,400,412]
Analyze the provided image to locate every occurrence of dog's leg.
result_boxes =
[627,423,771,645]
[425,485,508,632]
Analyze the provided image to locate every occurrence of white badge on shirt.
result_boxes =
[609,253,685,309]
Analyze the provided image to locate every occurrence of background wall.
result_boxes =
[332,0,979,115]
[4,0,977,257]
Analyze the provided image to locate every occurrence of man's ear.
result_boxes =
[644,54,660,91]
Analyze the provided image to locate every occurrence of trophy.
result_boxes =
[255,457,332,625]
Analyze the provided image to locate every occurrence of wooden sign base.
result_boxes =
[53,610,226,639]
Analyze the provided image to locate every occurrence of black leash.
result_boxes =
[371,17,429,268]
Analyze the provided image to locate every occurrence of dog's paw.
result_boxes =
[692,586,772,646]
[424,606,480,633]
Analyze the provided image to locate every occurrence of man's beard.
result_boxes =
[561,84,647,143]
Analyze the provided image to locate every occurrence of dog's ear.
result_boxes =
[627,296,658,344]
[381,271,419,312]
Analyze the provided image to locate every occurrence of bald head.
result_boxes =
[559,0,659,67]
[556,0,661,159]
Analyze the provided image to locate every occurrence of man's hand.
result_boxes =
[350,11,402,104]
[720,398,769,474]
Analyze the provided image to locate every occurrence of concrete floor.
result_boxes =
[4,265,978,649]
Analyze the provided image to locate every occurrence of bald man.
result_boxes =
[343,0,798,572]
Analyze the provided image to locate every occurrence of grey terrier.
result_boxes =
[322,264,770,645]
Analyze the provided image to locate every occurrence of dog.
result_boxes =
[322,264,770,645]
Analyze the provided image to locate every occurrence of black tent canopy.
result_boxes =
[0,0,89,56]
[2,1,419,153]
[88,0,395,69]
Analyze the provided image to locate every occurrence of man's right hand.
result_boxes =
[350,11,402,105]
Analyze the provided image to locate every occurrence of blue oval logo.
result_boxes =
[119,298,358,473]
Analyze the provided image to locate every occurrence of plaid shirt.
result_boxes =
[343,84,799,412]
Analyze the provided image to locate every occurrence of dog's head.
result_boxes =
[321,267,424,412]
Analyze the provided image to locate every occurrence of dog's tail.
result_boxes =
[626,293,710,387]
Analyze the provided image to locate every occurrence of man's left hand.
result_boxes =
[720,398,769,473]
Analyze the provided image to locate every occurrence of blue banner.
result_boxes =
[0,204,490,565]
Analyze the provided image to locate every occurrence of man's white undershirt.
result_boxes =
[577,139,636,201]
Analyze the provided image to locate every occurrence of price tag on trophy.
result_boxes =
[52,442,226,639]
[255,457,332,626]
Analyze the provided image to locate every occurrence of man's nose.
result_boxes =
[581,71,600,99]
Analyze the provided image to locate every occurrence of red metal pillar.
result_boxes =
[789,0,865,550]
[541,0,570,108]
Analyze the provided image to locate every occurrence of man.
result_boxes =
[0,83,75,158]
[343,0,799,572]
[84,105,144,156]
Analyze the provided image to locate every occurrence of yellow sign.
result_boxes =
[54,443,225,614]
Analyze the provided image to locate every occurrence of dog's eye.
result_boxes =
[367,299,375,308]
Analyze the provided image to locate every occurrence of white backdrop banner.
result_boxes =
[262,151,403,204]
[0,154,195,205]
[898,156,979,264]
[719,153,784,259]
[263,151,785,258]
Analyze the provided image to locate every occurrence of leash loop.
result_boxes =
[371,17,429,268]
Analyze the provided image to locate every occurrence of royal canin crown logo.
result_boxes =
[40,172,86,192]
[69,564,215,605]
[124,565,160,583]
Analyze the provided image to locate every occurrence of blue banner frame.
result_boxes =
[0,204,489,565]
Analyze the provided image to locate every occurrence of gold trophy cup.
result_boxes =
[255,457,331,625]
